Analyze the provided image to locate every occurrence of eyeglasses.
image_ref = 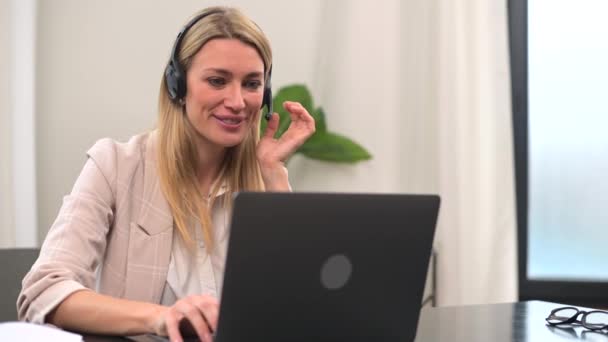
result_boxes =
[546,306,608,331]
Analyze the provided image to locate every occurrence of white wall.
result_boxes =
[290,0,405,192]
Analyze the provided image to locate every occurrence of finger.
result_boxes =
[262,112,280,139]
[282,101,302,116]
[178,302,212,342]
[283,101,315,124]
[281,102,316,140]
[165,312,184,342]
[196,301,220,332]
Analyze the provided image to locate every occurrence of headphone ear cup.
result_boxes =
[165,61,186,102]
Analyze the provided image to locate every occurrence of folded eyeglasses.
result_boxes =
[546,306,608,331]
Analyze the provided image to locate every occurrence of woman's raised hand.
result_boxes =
[257,101,316,191]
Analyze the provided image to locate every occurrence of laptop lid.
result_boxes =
[215,192,440,342]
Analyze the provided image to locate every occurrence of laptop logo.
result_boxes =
[320,254,352,290]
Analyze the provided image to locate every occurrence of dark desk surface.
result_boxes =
[415,300,603,342]
[82,300,602,342]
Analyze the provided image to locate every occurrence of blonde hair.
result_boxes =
[157,6,272,250]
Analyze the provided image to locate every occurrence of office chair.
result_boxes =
[0,248,39,321]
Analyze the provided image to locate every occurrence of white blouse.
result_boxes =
[160,193,231,306]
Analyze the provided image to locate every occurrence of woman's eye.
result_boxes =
[244,80,262,90]
[208,77,226,87]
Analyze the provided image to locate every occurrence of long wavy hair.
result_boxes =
[157,6,272,250]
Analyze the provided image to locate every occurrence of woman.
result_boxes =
[17,6,315,342]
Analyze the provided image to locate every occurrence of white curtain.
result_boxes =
[0,0,15,247]
[0,0,38,248]
[433,0,517,305]
[291,0,518,305]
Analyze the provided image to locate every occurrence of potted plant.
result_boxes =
[261,84,372,164]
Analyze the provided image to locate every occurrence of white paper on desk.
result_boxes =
[0,321,82,342]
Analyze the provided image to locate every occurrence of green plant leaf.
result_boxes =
[273,84,314,110]
[260,107,269,133]
[260,84,316,138]
[275,84,313,137]
[259,83,372,165]
[298,132,372,163]
[314,107,327,133]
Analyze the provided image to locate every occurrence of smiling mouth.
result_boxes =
[214,115,245,126]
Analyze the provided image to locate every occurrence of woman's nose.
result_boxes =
[224,84,246,112]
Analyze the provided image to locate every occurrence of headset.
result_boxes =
[164,10,273,120]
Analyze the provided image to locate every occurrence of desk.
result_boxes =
[415,300,600,341]
[82,301,598,341]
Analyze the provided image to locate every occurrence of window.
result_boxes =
[510,0,608,305]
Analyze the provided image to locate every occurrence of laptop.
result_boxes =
[214,192,440,342]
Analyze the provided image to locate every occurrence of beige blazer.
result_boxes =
[18,131,176,323]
